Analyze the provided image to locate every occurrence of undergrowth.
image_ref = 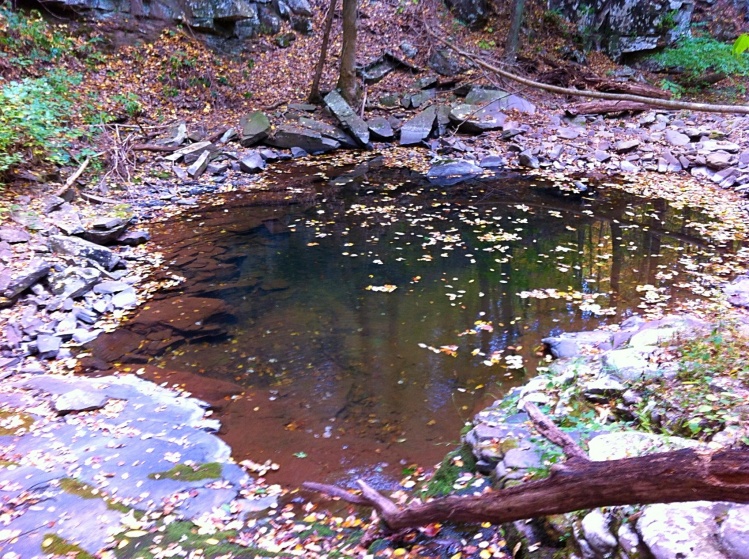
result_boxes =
[650,35,749,84]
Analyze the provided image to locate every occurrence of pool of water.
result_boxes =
[90,157,734,488]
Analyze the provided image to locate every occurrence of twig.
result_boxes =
[54,157,90,197]
[523,402,589,462]
[302,482,371,505]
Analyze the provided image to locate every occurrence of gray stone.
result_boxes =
[518,150,539,169]
[620,160,639,173]
[700,140,740,153]
[298,117,358,148]
[291,17,312,34]
[164,141,216,163]
[0,227,30,243]
[557,127,580,140]
[267,124,340,153]
[400,41,418,58]
[367,116,394,141]
[583,376,626,401]
[400,106,436,146]
[324,90,370,147]
[480,155,505,168]
[464,88,536,114]
[426,159,483,185]
[502,447,542,469]
[239,151,266,173]
[720,505,749,558]
[724,275,749,308]
[615,139,640,152]
[286,0,311,16]
[543,330,613,358]
[37,334,62,359]
[444,0,489,28]
[665,129,690,146]
[239,111,271,147]
[50,235,120,270]
[2,260,52,300]
[111,287,137,309]
[602,347,658,381]
[428,49,465,76]
[83,218,130,245]
[72,328,102,345]
[117,229,150,246]
[706,152,733,170]
[187,150,211,178]
[55,388,108,412]
[581,510,617,557]
[93,280,130,294]
[449,103,506,134]
[637,502,726,559]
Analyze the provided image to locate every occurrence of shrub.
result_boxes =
[649,36,749,83]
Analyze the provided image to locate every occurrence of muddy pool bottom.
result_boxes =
[87,161,734,488]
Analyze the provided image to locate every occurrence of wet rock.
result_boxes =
[1,260,52,301]
[400,106,436,146]
[50,235,121,271]
[131,296,232,335]
[37,334,62,359]
[55,388,108,413]
[290,146,309,158]
[665,129,690,146]
[449,103,506,134]
[267,124,340,153]
[543,330,613,359]
[724,275,749,308]
[116,230,150,246]
[367,116,394,141]
[428,48,465,76]
[324,90,370,147]
[426,159,483,185]
[239,151,266,173]
[239,111,270,147]
[0,227,30,243]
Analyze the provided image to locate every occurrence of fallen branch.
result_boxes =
[565,100,656,116]
[423,23,749,114]
[304,403,749,531]
[54,157,90,197]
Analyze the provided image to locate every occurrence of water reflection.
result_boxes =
[91,162,730,485]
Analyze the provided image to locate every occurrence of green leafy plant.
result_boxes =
[649,36,749,84]
[733,33,749,58]
[659,78,684,98]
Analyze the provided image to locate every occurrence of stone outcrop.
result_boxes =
[548,0,694,60]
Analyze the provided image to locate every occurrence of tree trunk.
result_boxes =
[337,0,358,105]
[304,403,749,532]
[308,0,338,104]
[504,0,525,62]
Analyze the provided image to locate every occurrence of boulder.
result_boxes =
[665,129,690,146]
[400,106,436,145]
[239,151,266,173]
[323,90,371,147]
[449,103,506,134]
[444,0,489,28]
[83,217,130,245]
[48,266,102,299]
[239,111,270,147]
[266,124,340,153]
[464,88,536,114]
[602,347,658,381]
[49,235,121,271]
[367,117,394,141]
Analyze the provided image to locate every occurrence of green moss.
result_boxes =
[148,462,222,481]
[41,534,94,559]
[59,477,100,499]
[0,409,34,435]
[422,444,476,497]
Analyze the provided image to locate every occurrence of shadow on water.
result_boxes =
[86,157,734,488]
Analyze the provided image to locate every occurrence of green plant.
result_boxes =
[0,7,76,65]
[733,33,749,57]
[148,462,222,481]
[477,38,496,49]
[422,444,476,497]
[650,36,749,83]
[112,92,143,118]
[0,69,80,175]
[658,9,679,32]
[659,78,684,98]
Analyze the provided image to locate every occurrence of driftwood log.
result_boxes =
[303,403,749,531]
[565,100,657,116]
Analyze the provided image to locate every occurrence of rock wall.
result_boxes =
[548,0,694,59]
[30,0,312,38]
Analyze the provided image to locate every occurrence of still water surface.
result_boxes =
[105,160,731,486]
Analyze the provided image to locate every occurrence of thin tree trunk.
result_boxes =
[337,0,358,105]
[504,0,525,62]
[308,0,338,104]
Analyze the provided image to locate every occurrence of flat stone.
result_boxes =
[400,106,436,146]
[449,103,506,134]
[298,117,358,148]
[426,159,483,185]
[111,287,137,309]
[324,90,371,147]
[55,388,108,413]
[518,150,539,169]
[615,139,640,152]
[267,124,340,153]
[0,227,30,243]
[479,155,504,168]
[93,280,131,294]
[464,88,535,114]
[583,376,626,402]
[367,116,394,141]
[619,160,639,173]
[116,229,150,246]
[557,127,580,140]
[37,334,62,359]
[187,150,211,178]
[502,447,542,469]
[164,141,216,163]
[542,330,613,359]
[2,259,52,300]
[706,152,733,170]
[602,347,658,381]
[50,235,120,270]
[72,327,102,345]
[130,296,232,335]
[700,140,740,153]
[239,111,270,147]
[724,275,749,308]
[638,502,727,559]
[239,151,266,173]
[664,129,690,146]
